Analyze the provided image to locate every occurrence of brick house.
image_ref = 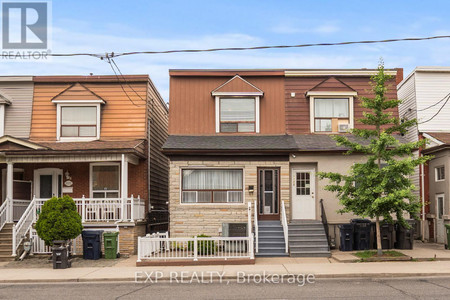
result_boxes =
[163,69,402,257]
[0,75,168,259]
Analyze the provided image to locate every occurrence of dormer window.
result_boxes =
[211,75,263,134]
[219,98,256,133]
[51,83,106,141]
[61,106,97,137]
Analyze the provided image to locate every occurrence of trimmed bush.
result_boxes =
[35,196,83,246]
[188,234,216,255]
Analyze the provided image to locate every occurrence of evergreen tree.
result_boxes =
[318,61,431,256]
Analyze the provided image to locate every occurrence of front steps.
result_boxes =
[0,223,13,261]
[256,220,288,257]
[288,221,331,257]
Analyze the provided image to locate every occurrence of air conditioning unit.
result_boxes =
[338,123,349,133]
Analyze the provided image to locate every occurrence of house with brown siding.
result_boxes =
[0,75,168,259]
[163,69,402,257]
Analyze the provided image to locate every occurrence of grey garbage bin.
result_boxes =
[395,220,415,250]
[52,240,71,269]
[351,219,372,250]
[339,224,354,251]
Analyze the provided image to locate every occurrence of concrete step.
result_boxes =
[289,229,324,235]
[290,245,329,251]
[258,242,285,248]
[257,247,286,253]
[0,255,13,262]
[258,236,285,242]
[289,240,328,246]
[258,221,281,226]
[290,251,331,258]
[255,252,289,257]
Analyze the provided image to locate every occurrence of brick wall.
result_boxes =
[168,159,290,237]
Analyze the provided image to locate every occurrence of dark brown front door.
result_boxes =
[258,168,280,220]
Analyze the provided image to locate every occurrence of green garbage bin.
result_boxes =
[445,224,450,250]
[103,232,119,259]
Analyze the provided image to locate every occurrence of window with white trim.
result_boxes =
[61,106,97,137]
[314,98,350,132]
[91,164,120,198]
[181,169,243,203]
[435,166,445,182]
[219,98,256,133]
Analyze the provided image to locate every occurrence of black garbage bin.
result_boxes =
[395,220,415,250]
[377,223,395,249]
[351,219,372,250]
[82,230,103,260]
[52,240,71,269]
[338,224,354,251]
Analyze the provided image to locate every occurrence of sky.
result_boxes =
[2,0,450,100]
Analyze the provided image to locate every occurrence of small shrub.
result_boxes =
[35,196,83,246]
[188,234,216,255]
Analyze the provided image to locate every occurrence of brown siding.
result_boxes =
[214,76,261,93]
[285,76,399,134]
[147,80,169,209]
[169,76,285,135]
[30,82,148,141]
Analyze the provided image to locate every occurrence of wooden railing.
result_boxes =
[0,198,9,232]
[13,200,31,222]
[35,195,145,223]
[12,197,36,256]
[280,200,289,253]
[137,234,254,262]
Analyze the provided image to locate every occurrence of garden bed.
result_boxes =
[354,250,411,262]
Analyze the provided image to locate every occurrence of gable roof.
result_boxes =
[0,89,12,105]
[211,75,264,96]
[424,132,450,144]
[0,136,47,150]
[51,83,106,103]
[308,77,356,93]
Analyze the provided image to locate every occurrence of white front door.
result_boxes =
[292,168,316,219]
[436,193,446,243]
[34,168,63,199]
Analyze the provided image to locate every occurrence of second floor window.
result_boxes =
[219,98,255,133]
[436,166,445,181]
[314,98,349,132]
[60,106,98,138]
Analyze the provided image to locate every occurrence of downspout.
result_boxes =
[420,152,426,242]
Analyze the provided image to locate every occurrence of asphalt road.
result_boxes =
[0,277,449,299]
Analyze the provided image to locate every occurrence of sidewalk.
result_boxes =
[1,256,450,283]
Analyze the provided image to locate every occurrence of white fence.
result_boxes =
[137,234,254,262]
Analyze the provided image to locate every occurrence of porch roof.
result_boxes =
[0,139,146,158]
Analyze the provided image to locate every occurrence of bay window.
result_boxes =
[219,98,255,133]
[181,169,243,203]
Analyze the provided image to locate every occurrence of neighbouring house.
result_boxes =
[0,75,168,260]
[163,68,403,257]
[398,66,450,244]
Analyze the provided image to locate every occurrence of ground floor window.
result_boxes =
[181,169,243,203]
[91,164,120,198]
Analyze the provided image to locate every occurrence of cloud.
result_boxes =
[271,22,340,34]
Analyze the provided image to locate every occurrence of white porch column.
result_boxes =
[6,161,13,222]
[121,154,128,221]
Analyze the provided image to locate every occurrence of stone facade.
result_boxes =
[169,158,290,237]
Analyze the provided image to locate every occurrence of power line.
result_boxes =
[105,56,143,107]
[1,35,450,58]
[418,93,450,124]
[110,58,146,103]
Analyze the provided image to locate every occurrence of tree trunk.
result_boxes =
[375,216,382,256]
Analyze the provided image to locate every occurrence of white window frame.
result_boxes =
[89,162,121,199]
[215,96,260,133]
[179,167,246,205]
[435,165,445,182]
[0,104,5,136]
[436,193,445,219]
[54,100,103,142]
[307,91,356,133]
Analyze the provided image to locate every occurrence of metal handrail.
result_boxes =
[281,200,289,253]
[320,199,331,251]
[253,200,258,253]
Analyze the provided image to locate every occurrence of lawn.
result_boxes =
[354,250,406,259]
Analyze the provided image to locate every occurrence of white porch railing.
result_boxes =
[0,198,9,232]
[35,195,145,223]
[12,196,36,256]
[254,200,258,253]
[137,235,254,262]
[281,200,289,253]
